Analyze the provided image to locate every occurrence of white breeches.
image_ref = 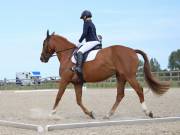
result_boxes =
[77,41,100,53]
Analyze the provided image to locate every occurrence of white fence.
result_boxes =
[104,70,180,83]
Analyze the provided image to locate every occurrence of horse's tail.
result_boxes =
[135,49,170,95]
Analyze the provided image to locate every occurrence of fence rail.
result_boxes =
[0,71,180,90]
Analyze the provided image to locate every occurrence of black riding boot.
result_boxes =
[75,52,83,74]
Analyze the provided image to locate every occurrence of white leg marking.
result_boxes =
[141,102,150,115]
[49,109,57,117]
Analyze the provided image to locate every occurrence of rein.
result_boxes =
[51,47,76,57]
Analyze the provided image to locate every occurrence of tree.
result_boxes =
[168,49,180,70]
[138,60,144,72]
[137,58,161,72]
[150,58,161,72]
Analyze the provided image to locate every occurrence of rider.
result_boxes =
[75,10,100,74]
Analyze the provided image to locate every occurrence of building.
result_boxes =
[31,71,41,84]
[16,71,41,86]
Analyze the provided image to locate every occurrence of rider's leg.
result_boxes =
[75,51,83,74]
[75,41,100,74]
[78,41,100,53]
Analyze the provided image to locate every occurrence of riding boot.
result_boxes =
[75,52,83,74]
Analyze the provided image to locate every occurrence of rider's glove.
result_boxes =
[76,42,82,48]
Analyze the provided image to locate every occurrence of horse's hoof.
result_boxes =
[103,115,110,120]
[89,111,95,119]
[149,111,153,118]
[50,109,56,116]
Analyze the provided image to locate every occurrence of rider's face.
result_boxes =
[83,16,87,21]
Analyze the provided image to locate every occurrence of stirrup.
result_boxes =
[71,66,82,73]
[71,66,76,72]
[75,67,82,74]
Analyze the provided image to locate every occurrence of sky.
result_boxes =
[0,0,180,79]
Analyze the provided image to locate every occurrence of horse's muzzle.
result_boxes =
[40,56,48,63]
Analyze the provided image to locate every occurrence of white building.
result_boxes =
[16,71,41,86]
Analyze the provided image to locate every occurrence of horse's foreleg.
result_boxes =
[51,79,69,115]
[104,76,126,119]
[74,84,95,119]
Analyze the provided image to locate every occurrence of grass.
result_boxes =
[0,80,179,90]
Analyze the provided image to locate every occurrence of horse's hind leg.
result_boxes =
[128,77,153,118]
[104,75,126,119]
[74,84,95,119]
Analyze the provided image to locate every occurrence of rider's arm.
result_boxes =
[79,22,89,43]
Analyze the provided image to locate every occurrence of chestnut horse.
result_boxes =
[40,31,170,119]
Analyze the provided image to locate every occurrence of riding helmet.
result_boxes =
[80,10,92,19]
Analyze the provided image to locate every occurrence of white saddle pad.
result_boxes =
[71,50,100,64]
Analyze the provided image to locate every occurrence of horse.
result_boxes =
[40,30,170,119]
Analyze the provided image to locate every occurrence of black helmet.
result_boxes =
[80,10,92,19]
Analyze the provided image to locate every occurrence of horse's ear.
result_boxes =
[52,32,55,35]
[47,30,50,37]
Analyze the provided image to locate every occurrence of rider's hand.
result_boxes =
[76,42,82,48]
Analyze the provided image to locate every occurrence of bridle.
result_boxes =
[44,35,76,59]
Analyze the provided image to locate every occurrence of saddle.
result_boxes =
[71,44,102,83]
[74,44,102,62]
